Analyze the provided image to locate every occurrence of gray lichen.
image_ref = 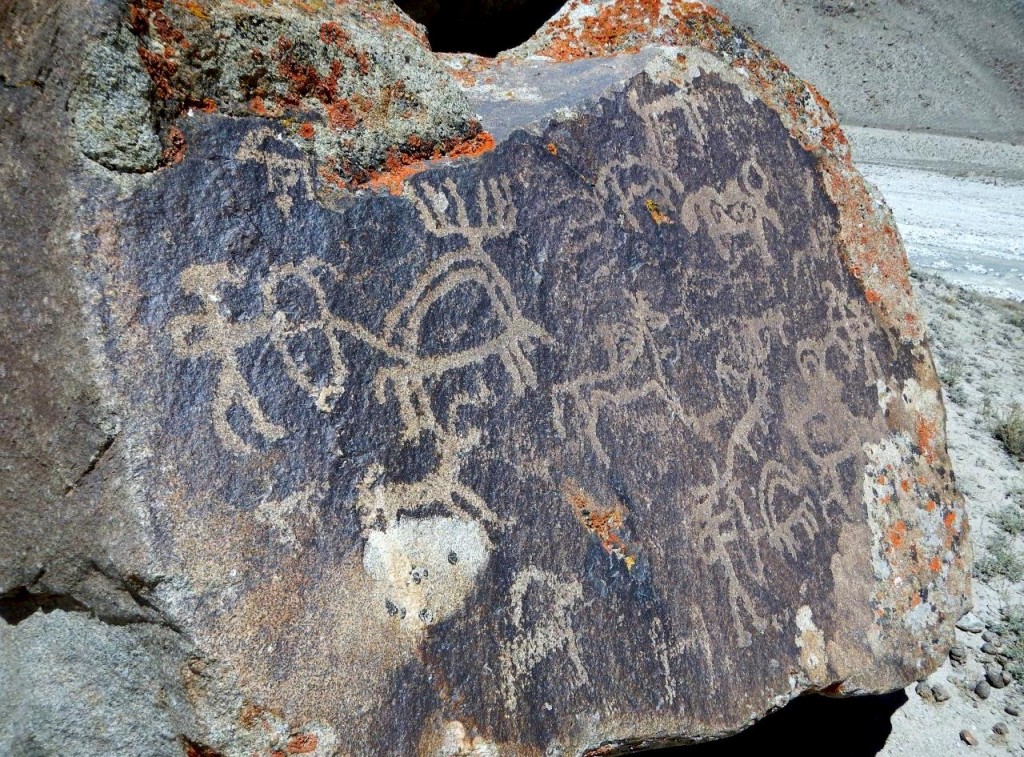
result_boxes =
[68,29,163,173]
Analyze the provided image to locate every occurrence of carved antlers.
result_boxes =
[410,176,517,242]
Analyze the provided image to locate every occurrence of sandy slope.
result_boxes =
[711,0,1024,144]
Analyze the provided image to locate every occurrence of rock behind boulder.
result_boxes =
[0,1,969,754]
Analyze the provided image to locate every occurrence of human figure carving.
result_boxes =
[552,291,689,467]
[169,173,547,533]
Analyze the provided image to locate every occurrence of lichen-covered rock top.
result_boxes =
[1,1,968,755]
[68,0,482,180]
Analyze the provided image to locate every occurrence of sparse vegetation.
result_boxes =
[993,500,1024,536]
[980,394,994,420]
[938,359,968,405]
[993,606,1024,682]
[938,360,963,388]
[995,403,1024,461]
[977,532,1024,582]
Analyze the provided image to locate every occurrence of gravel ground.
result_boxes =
[880,274,1024,755]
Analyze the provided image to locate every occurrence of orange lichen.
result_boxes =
[319,20,349,47]
[136,45,179,100]
[356,131,495,195]
[171,0,210,20]
[645,198,674,225]
[364,155,430,195]
[237,702,264,729]
[183,739,222,757]
[298,122,315,139]
[375,7,430,46]
[532,0,673,61]
[162,125,188,164]
[888,521,906,549]
[445,130,495,159]
[287,734,319,754]
[561,479,635,568]
[925,499,936,513]
[326,100,359,129]
[930,557,942,573]
[916,417,936,461]
[545,142,558,156]
[249,96,270,116]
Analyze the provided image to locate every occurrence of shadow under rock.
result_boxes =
[644,690,909,755]
[394,0,567,57]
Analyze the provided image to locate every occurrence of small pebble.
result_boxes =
[988,664,1010,689]
[1006,704,1020,717]
[916,681,934,701]
[957,614,985,633]
[994,722,1009,736]
[983,630,997,642]
[950,643,968,664]
[976,680,992,699]
[932,684,951,702]
[982,642,1000,655]
[960,729,978,746]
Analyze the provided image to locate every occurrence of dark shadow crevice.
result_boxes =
[0,586,90,625]
[394,0,566,56]
[613,690,908,755]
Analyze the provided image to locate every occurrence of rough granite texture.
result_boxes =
[0,1,970,755]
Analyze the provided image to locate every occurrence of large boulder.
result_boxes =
[0,0,970,754]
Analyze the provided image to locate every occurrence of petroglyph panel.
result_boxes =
[86,67,962,754]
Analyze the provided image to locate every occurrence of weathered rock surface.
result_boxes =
[0,0,970,754]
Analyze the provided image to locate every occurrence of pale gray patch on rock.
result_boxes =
[363,516,491,628]
[0,610,190,756]
[68,29,163,173]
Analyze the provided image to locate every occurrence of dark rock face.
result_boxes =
[1,1,969,755]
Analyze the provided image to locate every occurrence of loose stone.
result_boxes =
[976,680,993,699]
[988,664,1010,689]
[960,729,978,746]
[957,615,986,634]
